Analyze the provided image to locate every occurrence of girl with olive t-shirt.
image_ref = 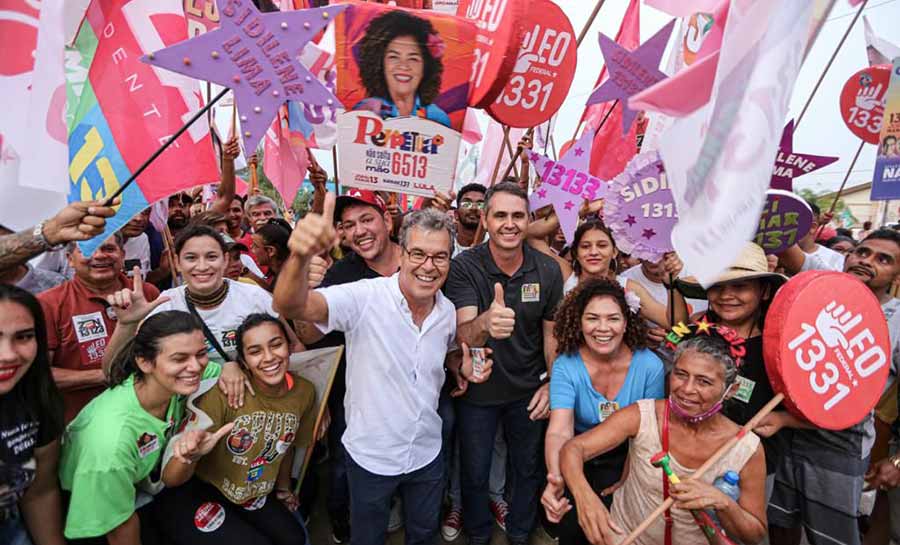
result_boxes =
[153,314,318,545]
[59,311,216,544]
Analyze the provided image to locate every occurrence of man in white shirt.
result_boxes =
[275,197,491,545]
[794,200,846,272]
[120,209,152,279]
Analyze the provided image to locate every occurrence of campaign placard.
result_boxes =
[840,64,890,145]
[337,110,461,197]
[753,190,813,255]
[871,58,900,201]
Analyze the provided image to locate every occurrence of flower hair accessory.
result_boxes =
[664,317,747,367]
[427,33,445,59]
[624,289,641,315]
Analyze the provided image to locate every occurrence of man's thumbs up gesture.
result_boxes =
[485,283,516,339]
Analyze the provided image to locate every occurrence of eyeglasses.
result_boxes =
[459,201,485,210]
[404,248,450,267]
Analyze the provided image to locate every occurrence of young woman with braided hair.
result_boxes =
[541,278,665,545]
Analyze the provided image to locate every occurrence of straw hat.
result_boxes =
[674,242,788,300]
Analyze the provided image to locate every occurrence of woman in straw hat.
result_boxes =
[674,242,788,479]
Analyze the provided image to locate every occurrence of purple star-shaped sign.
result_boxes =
[142,1,346,154]
[528,127,608,244]
[587,19,674,135]
[770,120,839,191]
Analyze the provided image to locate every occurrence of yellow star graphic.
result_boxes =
[696,317,713,335]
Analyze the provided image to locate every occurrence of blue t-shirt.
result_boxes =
[550,349,665,434]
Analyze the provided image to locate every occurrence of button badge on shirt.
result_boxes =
[521,283,540,303]
[247,456,266,482]
[599,401,620,422]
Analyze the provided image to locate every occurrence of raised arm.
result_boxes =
[209,137,240,215]
[273,194,337,323]
[0,200,117,271]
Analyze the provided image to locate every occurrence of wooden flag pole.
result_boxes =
[796,0,868,129]
[817,139,865,238]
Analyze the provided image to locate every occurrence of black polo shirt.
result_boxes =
[309,252,388,407]
[444,242,563,406]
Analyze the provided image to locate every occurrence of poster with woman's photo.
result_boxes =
[334,1,478,131]
[872,58,900,201]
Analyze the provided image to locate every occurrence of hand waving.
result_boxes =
[106,267,170,325]
[814,301,862,350]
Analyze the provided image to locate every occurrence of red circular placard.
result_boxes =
[763,271,890,430]
[457,0,527,108]
[486,0,577,128]
[839,65,890,144]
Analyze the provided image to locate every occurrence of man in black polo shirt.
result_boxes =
[276,189,401,543]
[444,182,563,545]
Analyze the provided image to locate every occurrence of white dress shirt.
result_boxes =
[316,274,456,476]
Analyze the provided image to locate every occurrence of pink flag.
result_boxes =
[629,0,729,117]
[663,0,814,286]
[645,0,722,16]
[263,106,309,207]
[462,108,484,145]
[583,0,640,180]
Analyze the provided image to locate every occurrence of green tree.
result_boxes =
[235,149,319,218]
[796,187,856,224]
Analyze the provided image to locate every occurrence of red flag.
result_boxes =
[580,0,641,180]
[263,105,309,207]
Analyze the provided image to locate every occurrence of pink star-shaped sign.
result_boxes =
[142,1,346,155]
[642,228,657,240]
[770,120,838,191]
[587,19,674,135]
[528,127,607,244]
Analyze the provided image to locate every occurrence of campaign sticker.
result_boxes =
[194,502,225,533]
[242,495,267,511]
[599,401,620,422]
[136,432,159,458]
[521,283,540,303]
[733,376,756,404]
[247,457,266,482]
[470,347,487,380]
[226,429,255,456]
[72,312,108,343]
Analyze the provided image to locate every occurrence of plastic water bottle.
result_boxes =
[706,470,741,528]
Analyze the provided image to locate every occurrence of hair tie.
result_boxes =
[427,33,445,59]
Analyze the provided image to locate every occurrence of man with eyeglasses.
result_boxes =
[455,183,487,256]
[275,198,492,545]
[275,188,401,543]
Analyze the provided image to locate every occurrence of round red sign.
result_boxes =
[486,0,577,128]
[763,271,890,430]
[457,0,527,108]
[839,65,890,144]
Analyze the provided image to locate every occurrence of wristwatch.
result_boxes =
[33,220,63,251]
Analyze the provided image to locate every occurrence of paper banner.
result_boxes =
[486,0,577,128]
[184,0,220,36]
[335,1,477,131]
[604,150,677,262]
[142,2,346,155]
[586,20,674,135]
[753,190,813,255]
[528,128,603,245]
[871,58,900,201]
[770,120,838,191]
[336,110,461,198]
[840,65,891,145]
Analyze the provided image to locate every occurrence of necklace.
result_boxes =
[186,281,229,309]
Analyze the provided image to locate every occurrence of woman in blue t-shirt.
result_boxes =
[541,278,665,545]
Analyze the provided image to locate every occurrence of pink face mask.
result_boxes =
[667,386,731,425]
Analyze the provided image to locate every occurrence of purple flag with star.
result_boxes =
[142,0,346,155]
[604,150,677,262]
[528,127,606,245]
[586,19,674,135]
[770,120,838,191]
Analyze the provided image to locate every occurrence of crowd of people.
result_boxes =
[3,142,900,545]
